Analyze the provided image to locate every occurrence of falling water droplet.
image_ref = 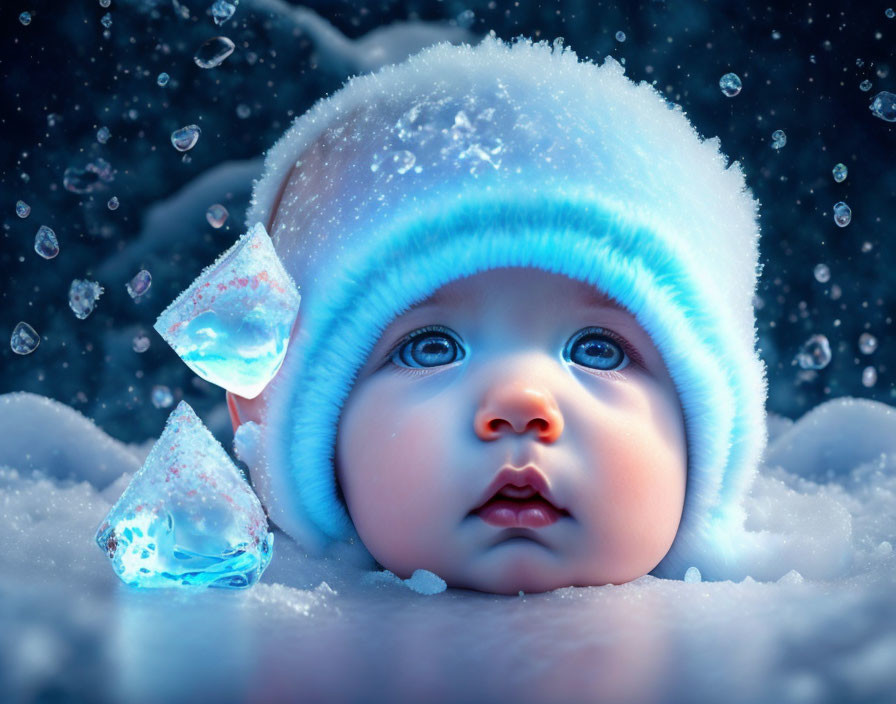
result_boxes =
[193,36,235,69]
[171,124,201,152]
[813,264,830,283]
[832,163,847,182]
[99,0,111,7]
[833,202,852,227]
[860,79,873,92]
[10,322,40,355]
[771,129,787,150]
[205,204,229,228]
[869,91,896,122]
[615,30,626,42]
[107,196,119,211]
[795,334,832,370]
[858,333,878,355]
[151,385,174,409]
[771,29,782,40]
[126,270,152,299]
[887,8,895,19]
[719,72,742,97]
[862,366,878,388]
[19,12,31,26]
[68,279,104,320]
[235,103,250,119]
[34,226,59,259]
[16,200,31,218]
[97,126,111,144]
[157,72,170,87]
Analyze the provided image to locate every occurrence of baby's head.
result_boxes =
[228,36,768,593]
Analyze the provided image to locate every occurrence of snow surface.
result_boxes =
[1,391,896,703]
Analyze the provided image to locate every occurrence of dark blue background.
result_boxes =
[2,0,894,446]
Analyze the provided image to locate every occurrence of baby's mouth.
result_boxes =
[472,487,570,529]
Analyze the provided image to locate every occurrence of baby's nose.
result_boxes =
[474,379,563,443]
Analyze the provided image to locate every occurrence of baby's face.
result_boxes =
[336,267,687,594]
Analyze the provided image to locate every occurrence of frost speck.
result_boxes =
[126,270,152,299]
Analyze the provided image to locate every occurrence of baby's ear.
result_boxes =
[226,390,267,433]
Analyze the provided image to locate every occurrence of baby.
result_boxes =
[226,36,768,595]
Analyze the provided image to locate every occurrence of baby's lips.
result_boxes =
[471,464,569,516]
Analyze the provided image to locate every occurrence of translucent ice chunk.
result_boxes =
[100,12,112,28]
[95,401,274,589]
[10,322,40,355]
[206,203,229,228]
[858,333,878,355]
[719,72,742,97]
[107,196,119,211]
[795,334,832,370]
[63,158,114,194]
[405,569,447,595]
[869,91,896,122]
[16,200,30,218]
[19,11,31,26]
[771,129,787,150]
[832,163,848,182]
[97,126,111,144]
[193,36,235,69]
[615,30,626,42]
[34,226,59,259]
[171,124,201,152]
[69,279,104,319]
[813,263,830,283]
[153,223,301,398]
[684,566,702,583]
[126,269,152,299]
[860,79,873,92]
[833,201,852,227]
[210,0,236,25]
[157,72,170,87]
[151,385,173,408]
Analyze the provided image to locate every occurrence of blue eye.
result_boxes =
[392,325,465,368]
[565,328,629,372]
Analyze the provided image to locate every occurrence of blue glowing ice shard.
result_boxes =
[153,223,300,398]
[95,401,273,589]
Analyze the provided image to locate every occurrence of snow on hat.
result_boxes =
[245,34,768,580]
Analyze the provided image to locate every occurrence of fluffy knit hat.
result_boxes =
[245,34,768,580]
